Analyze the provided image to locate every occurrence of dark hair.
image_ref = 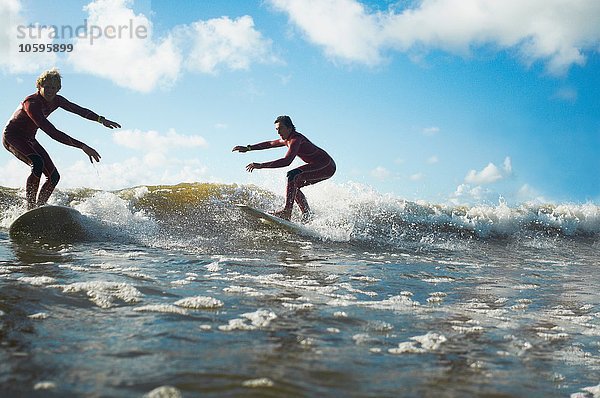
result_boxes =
[274,115,295,131]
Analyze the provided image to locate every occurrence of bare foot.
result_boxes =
[271,209,292,221]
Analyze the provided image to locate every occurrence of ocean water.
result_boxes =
[0,182,599,397]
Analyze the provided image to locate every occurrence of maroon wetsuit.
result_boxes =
[251,131,335,214]
[3,92,99,178]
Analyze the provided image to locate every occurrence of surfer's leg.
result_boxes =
[25,154,45,209]
[25,174,41,210]
[272,179,296,221]
[289,162,336,221]
[31,142,59,207]
[295,161,336,189]
[3,137,42,209]
[294,189,313,223]
[295,189,310,214]
[272,169,303,220]
[37,169,60,206]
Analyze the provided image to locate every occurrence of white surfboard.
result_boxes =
[9,205,87,241]
[236,204,317,237]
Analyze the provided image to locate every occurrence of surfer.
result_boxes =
[232,115,336,222]
[2,68,121,210]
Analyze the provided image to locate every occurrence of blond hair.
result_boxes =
[36,68,62,89]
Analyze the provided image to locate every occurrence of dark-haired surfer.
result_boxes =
[233,115,335,221]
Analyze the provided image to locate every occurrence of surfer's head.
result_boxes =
[274,115,295,140]
[36,68,62,102]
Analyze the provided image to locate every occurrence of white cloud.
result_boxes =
[67,0,180,92]
[464,156,512,185]
[0,128,211,191]
[517,184,547,203]
[269,0,384,65]
[0,158,29,188]
[371,166,390,180]
[172,15,278,74]
[112,128,208,153]
[269,0,600,74]
[65,0,276,91]
[450,183,496,204]
[452,157,517,204]
[58,157,210,190]
[0,0,58,73]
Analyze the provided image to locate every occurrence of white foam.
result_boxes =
[219,318,254,331]
[537,332,569,341]
[242,378,274,388]
[452,325,484,334]
[389,332,447,354]
[122,271,154,280]
[18,276,57,286]
[355,295,421,311]
[218,309,277,331]
[174,296,224,309]
[74,191,158,242]
[223,285,263,297]
[0,202,26,228]
[205,262,222,272]
[571,383,600,398]
[33,381,57,390]
[144,385,182,398]
[56,281,142,308]
[423,276,455,283]
[29,312,49,320]
[243,309,277,327]
[349,275,380,282]
[134,304,188,315]
[352,333,376,345]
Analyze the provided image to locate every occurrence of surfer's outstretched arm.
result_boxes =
[232,139,285,153]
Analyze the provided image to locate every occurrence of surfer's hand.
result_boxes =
[246,162,261,172]
[101,118,121,129]
[82,144,101,163]
[232,145,248,153]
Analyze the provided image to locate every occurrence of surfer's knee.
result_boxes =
[50,169,60,186]
[29,154,44,178]
[287,168,303,183]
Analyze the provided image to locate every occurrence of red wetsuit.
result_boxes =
[3,92,99,178]
[252,131,335,214]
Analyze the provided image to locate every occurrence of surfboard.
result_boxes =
[236,204,317,237]
[9,205,87,241]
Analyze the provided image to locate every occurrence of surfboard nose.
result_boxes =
[9,205,87,242]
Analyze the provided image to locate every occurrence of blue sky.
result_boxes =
[1,0,599,205]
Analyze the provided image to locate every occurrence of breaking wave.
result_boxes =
[1,182,598,252]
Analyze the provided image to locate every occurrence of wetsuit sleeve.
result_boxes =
[251,139,286,151]
[259,136,301,169]
[22,99,85,148]
[57,96,100,121]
